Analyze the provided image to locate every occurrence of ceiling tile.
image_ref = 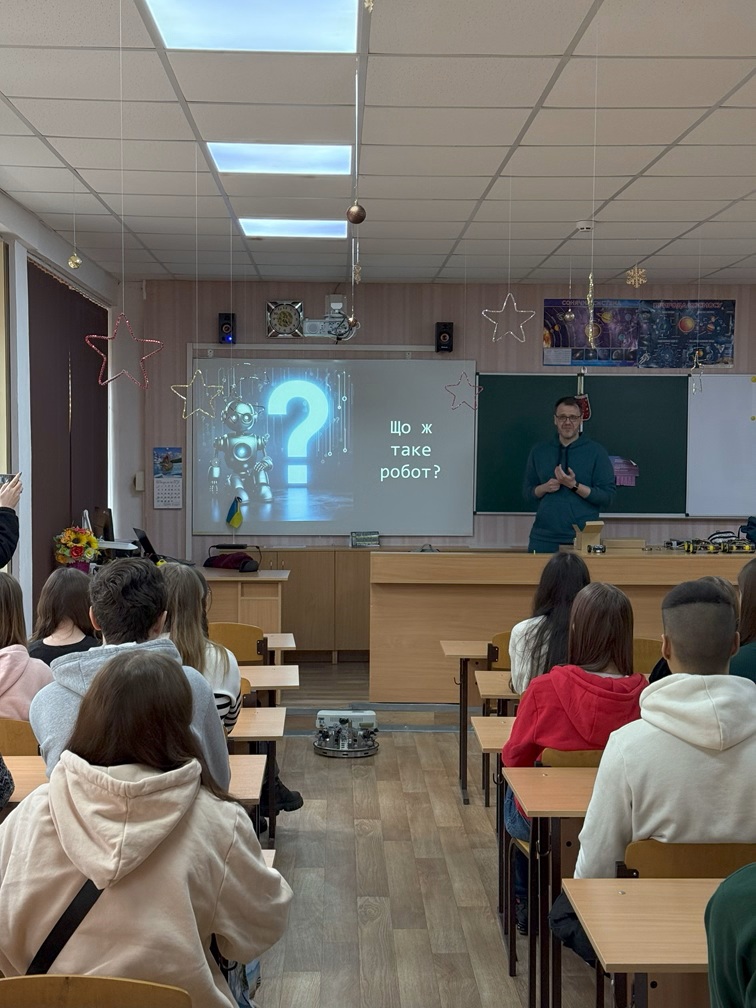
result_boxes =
[618,177,756,200]
[359,176,486,199]
[228,196,347,217]
[465,221,575,239]
[360,145,505,176]
[357,221,463,239]
[725,76,756,106]
[253,252,346,266]
[12,98,194,141]
[486,176,629,200]
[366,199,477,221]
[365,55,560,107]
[711,201,756,221]
[190,103,353,144]
[445,253,545,267]
[597,199,732,221]
[576,0,756,56]
[505,145,663,176]
[546,58,756,108]
[656,237,756,256]
[556,238,665,255]
[683,108,756,144]
[0,136,65,168]
[649,145,756,176]
[359,238,454,254]
[370,0,594,55]
[39,212,121,231]
[0,103,32,135]
[361,107,530,146]
[0,165,75,191]
[124,215,241,234]
[50,138,206,172]
[78,169,218,196]
[99,193,230,217]
[0,48,174,101]
[0,0,152,47]
[5,190,106,214]
[684,220,756,239]
[220,176,352,198]
[456,239,560,256]
[522,107,705,146]
[138,234,248,251]
[169,52,355,104]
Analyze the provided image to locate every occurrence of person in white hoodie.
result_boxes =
[551,578,756,961]
[0,649,292,1007]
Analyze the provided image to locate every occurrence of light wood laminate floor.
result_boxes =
[259,728,597,1008]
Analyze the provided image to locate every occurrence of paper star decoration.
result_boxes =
[482,293,535,343]
[84,312,164,389]
[171,369,225,420]
[445,371,482,411]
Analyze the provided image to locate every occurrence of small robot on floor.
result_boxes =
[314,710,379,758]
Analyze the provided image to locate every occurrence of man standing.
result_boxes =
[523,396,615,553]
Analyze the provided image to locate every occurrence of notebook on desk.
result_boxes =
[133,528,195,566]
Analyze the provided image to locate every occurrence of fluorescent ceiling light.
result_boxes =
[145,0,358,52]
[209,143,351,175]
[240,219,348,239]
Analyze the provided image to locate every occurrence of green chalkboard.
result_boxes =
[475,375,688,515]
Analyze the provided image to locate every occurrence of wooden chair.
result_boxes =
[0,975,191,1007]
[540,748,603,768]
[632,637,661,676]
[487,631,512,673]
[620,839,756,879]
[0,719,39,756]
[207,622,266,665]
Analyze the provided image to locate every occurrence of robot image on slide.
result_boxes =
[209,399,274,504]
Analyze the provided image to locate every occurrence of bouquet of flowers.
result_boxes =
[54,526,99,567]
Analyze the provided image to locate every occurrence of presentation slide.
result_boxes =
[191,358,476,536]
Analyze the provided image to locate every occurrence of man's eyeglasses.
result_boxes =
[555,414,581,423]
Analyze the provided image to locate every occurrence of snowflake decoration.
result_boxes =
[84,312,164,389]
[626,264,647,288]
[481,292,535,344]
[689,350,704,395]
[445,371,482,411]
[171,369,224,420]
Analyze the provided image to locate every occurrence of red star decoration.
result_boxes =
[84,312,164,389]
[445,371,482,411]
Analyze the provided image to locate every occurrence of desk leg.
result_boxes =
[497,754,504,917]
[537,816,551,1008]
[266,741,277,845]
[458,658,469,804]
[594,962,605,1008]
[527,821,539,1008]
[549,818,562,1008]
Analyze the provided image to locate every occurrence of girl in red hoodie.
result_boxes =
[502,582,646,931]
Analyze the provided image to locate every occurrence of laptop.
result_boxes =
[133,528,194,566]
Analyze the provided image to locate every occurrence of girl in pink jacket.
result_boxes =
[0,572,52,720]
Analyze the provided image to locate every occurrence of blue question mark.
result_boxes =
[267,380,329,485]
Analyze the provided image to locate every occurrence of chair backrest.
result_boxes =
[621,839,756,879]
[207,622,265,665]
[540,747,603,768]
[488,631,511,671]
[0,719,39,756]
[240,677,252,698]
[0,975,191,1007]
[632,637,661,675]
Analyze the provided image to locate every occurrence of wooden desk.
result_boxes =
[504,767,598,1008]
[205,569,290,634]
[475,670,520,807]
[264,632,296,665]
[370,551,746,703]
[240,664,299,707]
[228,707,287,846]
[562,878,717,1008]
[441,640,488,804]
[4,755,266,807]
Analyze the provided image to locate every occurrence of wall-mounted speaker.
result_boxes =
[218,312,236,344]
[435,321,453,352]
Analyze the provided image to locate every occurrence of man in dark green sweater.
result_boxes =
[523,396,616,553]
[706,863,756,1007]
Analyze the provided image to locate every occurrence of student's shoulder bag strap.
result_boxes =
[26,879,103,975]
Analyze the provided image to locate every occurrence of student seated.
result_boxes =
[503,582,646,931]
[552,578,756,962]
[0,650,292,1006]
[161,563,304,818]
[0,572,53,719]
[28,566,100,665]
[508,551,590,693]
[0,754,12,809]
[731,557,756,683]
[705,862,756,1008]
[30,558,230,789]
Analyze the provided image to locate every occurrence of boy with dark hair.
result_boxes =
[30,559,230,789]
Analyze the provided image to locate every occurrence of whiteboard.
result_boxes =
[687,375,756,517]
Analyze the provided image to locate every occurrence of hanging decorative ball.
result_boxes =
[347,315,358,328]
[346,203,367,225]
[563,309,576,322]
[626,264,647,288]
[68,252,82,269]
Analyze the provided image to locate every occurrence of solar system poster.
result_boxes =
[542,299,735,369]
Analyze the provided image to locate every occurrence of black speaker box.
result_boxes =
[218,312,236,344]
[435,321,453,352]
